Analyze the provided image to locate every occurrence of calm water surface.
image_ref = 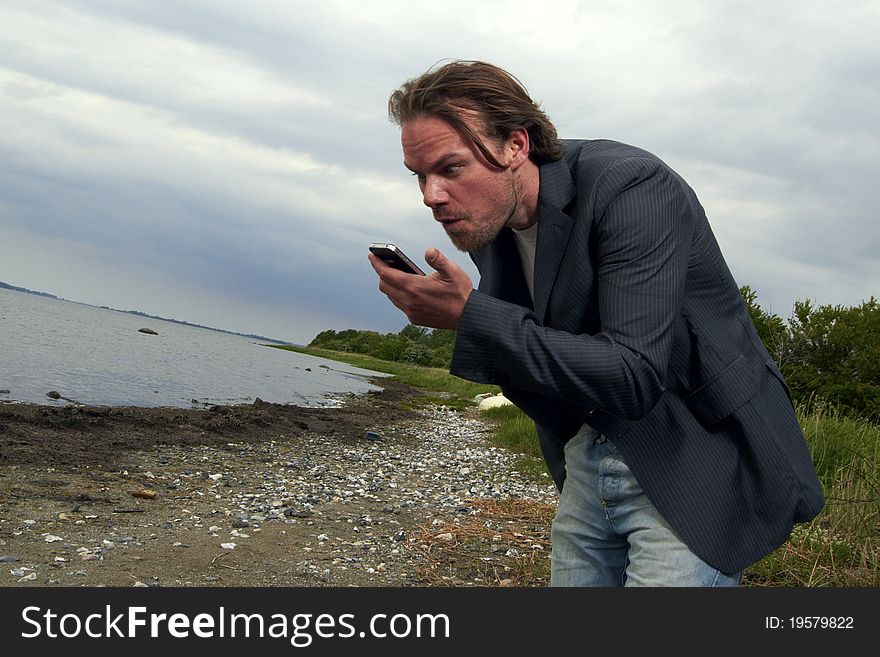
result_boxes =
[0,288,388,408]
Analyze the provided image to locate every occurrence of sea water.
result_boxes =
[0,288,387,408]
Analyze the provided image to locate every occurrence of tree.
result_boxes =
[783,297,880,420]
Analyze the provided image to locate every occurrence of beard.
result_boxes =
[437,176,519,253]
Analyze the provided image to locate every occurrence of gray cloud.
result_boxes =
[1,0,877,345]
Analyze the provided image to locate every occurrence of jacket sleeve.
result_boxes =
[450,158,695,420]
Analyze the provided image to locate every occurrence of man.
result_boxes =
[369,60,824,586]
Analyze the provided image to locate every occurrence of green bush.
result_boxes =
[742,289,879,422]
[308,325,456,369]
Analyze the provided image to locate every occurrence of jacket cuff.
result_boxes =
[450,291,512,384]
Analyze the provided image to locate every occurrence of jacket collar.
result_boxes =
[472,156,577,321]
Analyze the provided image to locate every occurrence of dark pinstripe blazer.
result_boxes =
[450,139,825,573]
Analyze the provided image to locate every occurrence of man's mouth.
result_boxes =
[435,215,465,229]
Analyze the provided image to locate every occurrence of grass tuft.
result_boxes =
[745,404,880,586]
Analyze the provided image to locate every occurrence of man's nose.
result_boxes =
[422,177,448,208]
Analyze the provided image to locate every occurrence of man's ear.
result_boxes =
[506,128,531,170]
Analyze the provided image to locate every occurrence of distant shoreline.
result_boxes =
[0,280,57,300]
[0,280,298,347]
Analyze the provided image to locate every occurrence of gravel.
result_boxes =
[1,404,559,587]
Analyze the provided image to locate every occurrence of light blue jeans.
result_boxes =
[550,425,742,587]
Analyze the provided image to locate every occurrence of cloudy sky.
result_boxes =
[1,0,877,345]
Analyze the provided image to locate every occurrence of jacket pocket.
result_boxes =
[685,352,766,427]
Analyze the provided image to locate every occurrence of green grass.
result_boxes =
[276,346,880,586]
[270,345,499,409]
[481,404,550,479]
[744,405,880,586]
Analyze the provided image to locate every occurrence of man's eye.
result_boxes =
[444,165,462,176]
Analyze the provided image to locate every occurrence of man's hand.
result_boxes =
[368,247,473,330]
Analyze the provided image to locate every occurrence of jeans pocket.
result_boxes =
[564,424,599,454]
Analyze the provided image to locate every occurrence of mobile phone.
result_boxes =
[369,243,426,275]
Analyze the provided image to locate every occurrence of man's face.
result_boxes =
[401,114,518,252]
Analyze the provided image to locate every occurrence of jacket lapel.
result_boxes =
[533,158,577,322]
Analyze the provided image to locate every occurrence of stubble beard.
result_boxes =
[441,177,520,253]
